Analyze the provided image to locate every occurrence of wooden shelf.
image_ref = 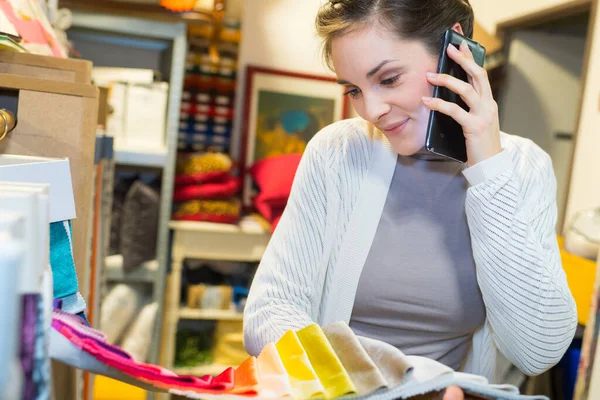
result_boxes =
[178,308,243,321]
[174,364,233,377]
[104,255,158,283]
[114,147,167,168]
[169,216,271,262]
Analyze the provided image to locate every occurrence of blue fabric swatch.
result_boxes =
[49,221,79,298]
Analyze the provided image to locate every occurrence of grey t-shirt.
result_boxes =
[349,152,486,371]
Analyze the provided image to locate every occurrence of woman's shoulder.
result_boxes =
[500,131,554,179]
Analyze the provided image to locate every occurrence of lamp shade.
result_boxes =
[160,0,196,12]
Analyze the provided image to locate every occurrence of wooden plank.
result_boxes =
[0,73,98,98]
[0,52,92,84]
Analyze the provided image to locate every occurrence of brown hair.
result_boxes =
[316,0,474,69]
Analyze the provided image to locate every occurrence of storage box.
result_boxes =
[0,70,98,297]
[106,81,168,153]
[0,155,75,223]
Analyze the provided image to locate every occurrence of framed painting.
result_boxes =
[240,65,349,206]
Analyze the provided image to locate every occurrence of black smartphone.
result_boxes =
[425,29,486,163]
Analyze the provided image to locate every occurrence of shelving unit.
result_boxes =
[68,11,187,373]
[158,216,271,395]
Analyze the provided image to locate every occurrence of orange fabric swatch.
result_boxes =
[257,343,293,398]
[230,356,260,395]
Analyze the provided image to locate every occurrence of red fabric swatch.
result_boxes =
[174,171,230,186]
[173,177,241,202]
[52,311,237,393]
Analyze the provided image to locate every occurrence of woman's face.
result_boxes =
[331,25,438,156]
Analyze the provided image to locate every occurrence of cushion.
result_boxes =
[173,199,241,224]
[174,170,230,186]
[120,181,160,270]
[173,176,241,202]
[249,154,302,202]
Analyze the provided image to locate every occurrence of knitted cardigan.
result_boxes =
[243,118,577,382]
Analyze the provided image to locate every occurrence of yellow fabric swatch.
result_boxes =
[275,330,325,399]
[297,324,357,399]
[257,343,293,398]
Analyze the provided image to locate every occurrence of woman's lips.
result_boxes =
[381,118,409,136]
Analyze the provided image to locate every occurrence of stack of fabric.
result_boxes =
[178,18,240,154]
[172,152,242,224]
[50,308,548,400]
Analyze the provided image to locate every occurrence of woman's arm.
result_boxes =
[243,140,328,356]
[463,146,577,376]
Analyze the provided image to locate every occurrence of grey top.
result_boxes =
[349,151,486,371]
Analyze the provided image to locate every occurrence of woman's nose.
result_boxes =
[362,93,391,123]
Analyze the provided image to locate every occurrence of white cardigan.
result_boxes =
[243,118,577,382]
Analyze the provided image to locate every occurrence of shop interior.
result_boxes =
[0,0,599,399]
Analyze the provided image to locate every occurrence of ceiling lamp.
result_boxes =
[160,0,196,12]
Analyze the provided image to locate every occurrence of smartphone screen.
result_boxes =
[425,30,486,163]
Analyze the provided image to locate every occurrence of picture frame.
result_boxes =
[240,65,349,206]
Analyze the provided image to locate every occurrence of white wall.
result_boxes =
[564,5,600,224]
[469,0,581,34]
[499,31,585,228]
[231,0,330,161]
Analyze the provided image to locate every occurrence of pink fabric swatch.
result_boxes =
[52,310,236,393]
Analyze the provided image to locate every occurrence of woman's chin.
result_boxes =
[388,136,424,157]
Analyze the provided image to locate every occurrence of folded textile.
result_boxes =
[257,343,293,398]
[230,356,259,395]
[275,330,325,399]
[49,221,78,298]
[173,176,241,203]
[357,335,413,387]
[297,324,356,399]
[52,310,236,393]
[174,171,231,187]
[173,199,241,224]
[323,322,388,396]
[57,292,87,316]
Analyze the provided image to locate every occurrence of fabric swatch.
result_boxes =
[297,324,356,399]
[275,330,325,399]
[323,321,388,396]
[230,356,259,395]
[51,309,235,393]
[357,335,413,387]
[256,343,292,398]
[49,221,78,298]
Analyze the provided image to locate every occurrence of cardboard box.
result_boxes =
[0,72,98,295]
[0,155,76,223]
[0,51,92,84]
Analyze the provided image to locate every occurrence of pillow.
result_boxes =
[253,193,287,223]
[173,176,241,202]
[174,170,230,186]
[176,152,233,176]
[120,181,160,270]
[173,199,241,224]
[249,154,302,202]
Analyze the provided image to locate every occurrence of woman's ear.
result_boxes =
[450,22,464,35]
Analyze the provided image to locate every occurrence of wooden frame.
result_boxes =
[240,65,349,206]
[496,0,592,38]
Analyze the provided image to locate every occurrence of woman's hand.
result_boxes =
[443,386,465,400]
[422,41,502,167]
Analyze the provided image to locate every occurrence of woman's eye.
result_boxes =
[343,88,361,98]
[381,75,400,86]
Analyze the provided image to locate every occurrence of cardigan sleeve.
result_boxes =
[463,146,577,376]
[243,140,327,356]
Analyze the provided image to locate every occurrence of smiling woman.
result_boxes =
[243,1,577,399]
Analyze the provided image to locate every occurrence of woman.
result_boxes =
[244,0,577,398]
